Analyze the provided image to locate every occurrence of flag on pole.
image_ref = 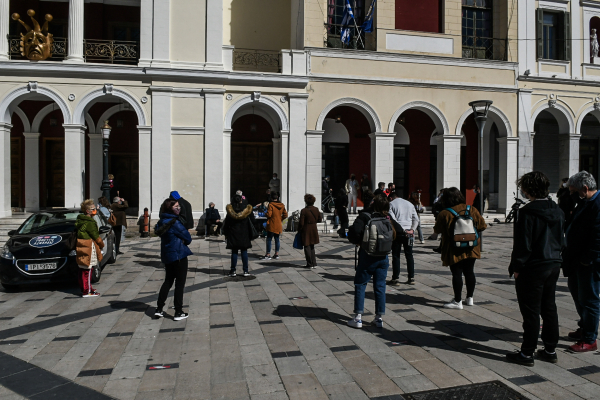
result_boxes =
[340,0,355,45]
[361,0,376,33]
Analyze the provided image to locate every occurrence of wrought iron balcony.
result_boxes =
[326,24,366,50]
[462,36,507,61]
[233,48,281,73]
[8,36,139,65]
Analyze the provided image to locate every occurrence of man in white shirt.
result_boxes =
[387,191,419,286]
[345,174,360,214]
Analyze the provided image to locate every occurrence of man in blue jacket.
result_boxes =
[564,171,600,352]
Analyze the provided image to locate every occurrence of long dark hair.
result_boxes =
[160,198,177,214]
[372,194,390,215]
[441,187,465,208]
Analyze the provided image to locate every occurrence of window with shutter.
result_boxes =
[537,9,569,61]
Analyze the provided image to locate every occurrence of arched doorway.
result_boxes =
[579,112,600,183]
[533,110,561,193]
[230,114,274,205]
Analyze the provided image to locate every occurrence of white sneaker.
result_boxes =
[371,318,383,328]
[243,272,252,277]
[347,318,363,328]
[420,240,425,244]
[443,299,463,310]
[465,297,474,306]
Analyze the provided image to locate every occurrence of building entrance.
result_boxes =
[42,138,65,208]
[109,154,139,207]
[580,139,599,183]
[322,143,349,195]
[231,143,272,206]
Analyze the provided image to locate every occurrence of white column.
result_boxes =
[0,0,9,60]
[203,90,225,209]
[138,0,153,67]
[151,0,170,67]
[88,133,103,201]
[23,133,40,211]
[571,0,582,79]
[560,133,581,179]
[280,130,289,207]
[306,130,323,208]
[497,137,519,214]
[63,124,86,207]
[151,91,172,216]
[289,93,308,212]
[369,132,395,188]
[65,0,85,63]
[0,123,12,217]
[272,137,281,179]
[138,126,152,213]
[518,89,534,178]
[205,0,223,70]
[435,135,462,191]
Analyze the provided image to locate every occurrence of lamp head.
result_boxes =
[101,120,111,139]
[468,100,493,120]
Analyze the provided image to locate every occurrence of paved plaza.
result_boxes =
[0,224,598,400]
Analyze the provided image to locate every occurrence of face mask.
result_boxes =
[519,190,528,199]
[210,205,214,209]
[89,209,97,216]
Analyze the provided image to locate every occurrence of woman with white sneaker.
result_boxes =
[434,187,487,310]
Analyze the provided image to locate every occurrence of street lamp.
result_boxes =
[100,120,112,200]
[468,100,492,250]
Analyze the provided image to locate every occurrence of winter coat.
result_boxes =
[156,213,193,264]
[434,204,487,267]
[564,192,600,273]
[473,192,486,214]
[266,201,288,234]
[110,200,129,227]
[508,199,564,276]
[223,204,256,250]
[299,206,322,246]
[205,207,221,222]
[334,195,349,223]
[75,214,104,269]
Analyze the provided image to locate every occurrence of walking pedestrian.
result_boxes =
[384,183,395,197]
[269,173,281,196]
[387,191,419,286]
[110,196,128,254]
[373,182,386,197]
[345,174,360,214]
[563,171,600,353]
[434,187,487,309]
[223,194,256,277]
[75,199,104,297]
[472,185,486,215]
[409,192,425,244]
[205,202,223,236]
[299,194,322,269]
[261,192,287,260]
[154,198,192,321]
[334,188,349,238]
[170,191,194,230]
[346,194,395,328]
[505,171,564,366]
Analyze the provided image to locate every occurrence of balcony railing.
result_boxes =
[326,24,365,50]
[8,36,139,65]
[462,36,507,61]
[233,48,281,73]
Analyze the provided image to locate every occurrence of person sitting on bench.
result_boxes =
[206,202,223,236]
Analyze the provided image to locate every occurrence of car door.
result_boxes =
[93,214,111,262]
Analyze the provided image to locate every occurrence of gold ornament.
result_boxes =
[11,10,54,61]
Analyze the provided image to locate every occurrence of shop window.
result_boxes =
[537,9,570,61]
[395,0,443,34]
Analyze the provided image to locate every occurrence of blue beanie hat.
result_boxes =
[170,191,181,200]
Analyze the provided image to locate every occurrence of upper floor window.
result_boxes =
[537,9,570,61]
[462,0,494,59]
[327,0,367,49]
[395,0,443,34]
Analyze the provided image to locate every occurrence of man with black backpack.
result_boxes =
[346,194,395,329]
[387,191,419,286]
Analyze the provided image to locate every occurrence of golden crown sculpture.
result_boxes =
[11,10,54,61]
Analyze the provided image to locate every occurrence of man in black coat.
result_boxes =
[205,202,223,236]
[170,191,194,230]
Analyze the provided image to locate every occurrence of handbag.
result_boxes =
[249,219,260,240]
[293,232,303,249]
[107,212,117,227]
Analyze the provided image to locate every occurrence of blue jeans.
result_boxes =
[266,231,280,254]
[231,249,249,273]
[353,248,389,315]
[570,265,600,343]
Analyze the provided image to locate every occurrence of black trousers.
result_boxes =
[207,220,223,235]
[449,258,476,302]
[157,257,189,313]
[304,245,317,268]
[113,225,123,252]
[515,266,560,356]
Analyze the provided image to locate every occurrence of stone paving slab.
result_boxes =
[0,224,598,399]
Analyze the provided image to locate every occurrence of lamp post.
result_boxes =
[100,120,112,200]
[468,100,492,250]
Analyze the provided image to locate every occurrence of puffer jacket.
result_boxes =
[75,214,104,269]
[156,213,193,264]
[266,201,288,234]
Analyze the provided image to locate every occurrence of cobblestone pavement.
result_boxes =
[0,224,599,400]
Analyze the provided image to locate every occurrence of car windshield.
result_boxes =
[18,212,80,235]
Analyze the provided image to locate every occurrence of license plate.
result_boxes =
[25,263,57,271]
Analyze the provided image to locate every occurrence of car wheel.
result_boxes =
[107,243,117,264]
[91,266,101,283]
[1,283,17,292]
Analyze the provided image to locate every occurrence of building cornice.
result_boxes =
[519,75,600,88]
[581,0,600,10]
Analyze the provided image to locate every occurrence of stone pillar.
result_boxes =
[138,126,152,213]
[435,135,462,191]
[288,93,309,212]
[23,132,40,211]
[560,133,581,179]
[369,132,395,189]
[66,0,85,63]
[280,130,289,207]
[151,0,170,67]
[151,91,172,216]
[205,0,223,70]
[497,137,519,214]
[306,130,323,208]
[0,123,12,217]
[0,0,9,60]
[203,90,225,209]
[518,89,533,178]
[87,133,103,201]
[138,0,153,67]
[63,124,86,208]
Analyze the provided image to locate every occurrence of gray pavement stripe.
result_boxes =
[507,375,547,386]
[106,332,133,337]
[210,323,235,329]
[568,365,600,375]
[330,345,360,352]
[258,320,283,325]
[159,327,185,333]
[271,350,302,358]
[77,368,113,377]
[53,336,80,341]
[0,339,26,345]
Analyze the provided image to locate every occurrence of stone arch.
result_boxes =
[317,97,381,133]
[0,83,71,124]
[224,95,289,134]
[73,86,147,127]
[11,107,30,132]
[531,102,574,134]
[389,101,449,136]
[31,103,59,133]
[455,105,513,138]
[576,105,600,134]
[94,104,137,133]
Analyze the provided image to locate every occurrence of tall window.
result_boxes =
[462,0,494,59]
[327,0,366,49]
[537,9,570,61]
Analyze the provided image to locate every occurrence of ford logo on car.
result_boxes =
[29,235,62,248]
